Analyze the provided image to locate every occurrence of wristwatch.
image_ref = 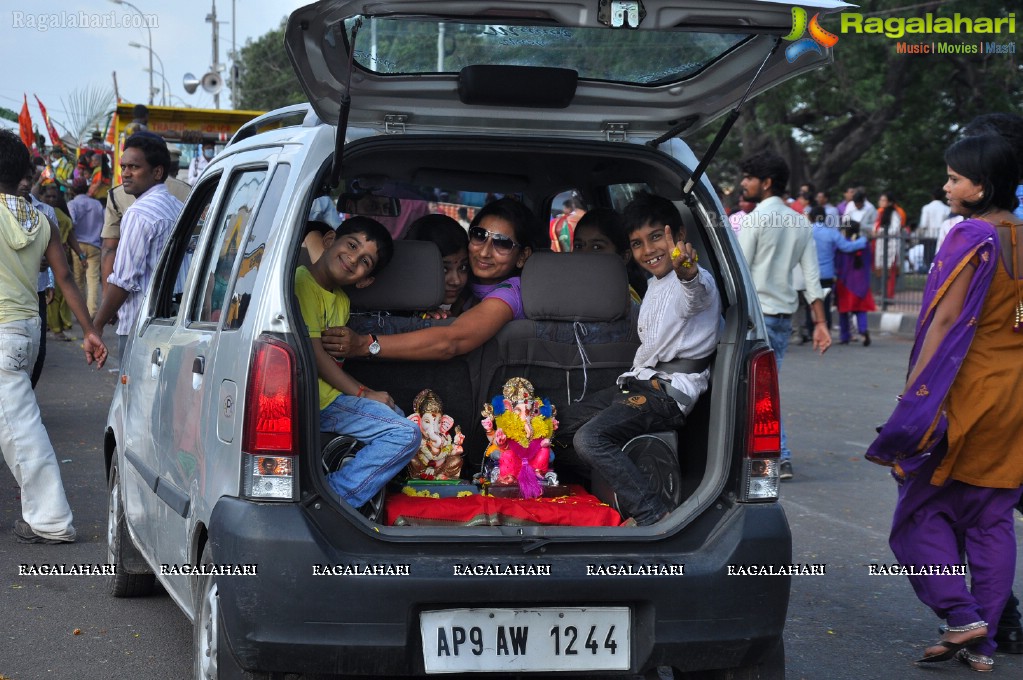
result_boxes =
[368,334,381,356]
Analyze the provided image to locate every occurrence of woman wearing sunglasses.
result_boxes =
[322,197,535,361]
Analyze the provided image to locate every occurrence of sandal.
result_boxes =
[917,621,989,663]
[955,648,994,672]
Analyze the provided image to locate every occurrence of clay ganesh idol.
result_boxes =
[406,389,464,480]
[480,377,558,498]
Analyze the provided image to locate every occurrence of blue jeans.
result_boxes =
[0,317,76,539]
[561,380,686,525]
[320,396,420,508]
[763,315,793,461]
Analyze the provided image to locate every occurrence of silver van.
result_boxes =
[104,2,846,678]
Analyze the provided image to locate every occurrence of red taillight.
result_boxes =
[243,337,297,455]
[747,348,780,458]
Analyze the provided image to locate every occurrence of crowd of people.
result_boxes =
[2,102,1021,670]
[0,103,210,546]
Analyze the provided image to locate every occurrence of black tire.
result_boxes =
[193,545,268,680]
[623,434,682,512]
[106,455,155,598]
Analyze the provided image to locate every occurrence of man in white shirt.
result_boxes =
[917,188,950,267]
[187,141,215,185]
[93,134,183,359]
[736,150,831,480]
[844,190,878,235]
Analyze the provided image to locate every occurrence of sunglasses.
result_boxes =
[468,226,520,254]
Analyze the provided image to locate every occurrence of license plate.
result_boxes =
[421,607,630,673]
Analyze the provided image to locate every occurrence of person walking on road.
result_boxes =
[962,111,1023,657]
[736,150,831,481]
[866,134,1023,673]
[0,129,108,544]
[93,134,183,360]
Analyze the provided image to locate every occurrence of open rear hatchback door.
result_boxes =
[286,0,850,138]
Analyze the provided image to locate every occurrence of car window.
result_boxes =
[145,175,219,323]
[343,17,749,85]
[607,183,653,213]
[190,168,268,327]
[224,163,291,329]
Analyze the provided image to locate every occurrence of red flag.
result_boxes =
[34,95,63,148]
[18,95,34,150]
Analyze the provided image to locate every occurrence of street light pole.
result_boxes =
[111,0,154,105]
[144,68,170,106]
[206,0,221,109]
[130,42,169,106]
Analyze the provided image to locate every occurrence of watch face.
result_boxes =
[369,336,381,355]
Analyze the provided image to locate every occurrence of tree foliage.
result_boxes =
[235,18,306,112]
[696,0,1021,221]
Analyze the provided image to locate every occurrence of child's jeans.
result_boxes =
[320,396,420,508]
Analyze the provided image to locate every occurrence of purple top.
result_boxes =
[471,276,525,320]
[68,194,105,248]
[865,219,997,482]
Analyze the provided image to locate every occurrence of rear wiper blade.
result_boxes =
[330,17,363,189]
[681,37,782,202]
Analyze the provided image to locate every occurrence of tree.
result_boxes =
[60,85,115,145]
[697,0,1021,221]
[235,18,305,112]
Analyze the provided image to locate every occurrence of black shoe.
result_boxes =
[995,624,1023,654]
[862,331,871,347]
[779,460,793,481]
[13,518,75,544]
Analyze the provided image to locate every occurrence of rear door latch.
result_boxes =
[603,122,628,142]
[598,0,645,29]
[384,114,407,134]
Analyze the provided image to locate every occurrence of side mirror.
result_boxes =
[338,192,401,218]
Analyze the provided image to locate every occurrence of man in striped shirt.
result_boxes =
[93,133,183,359]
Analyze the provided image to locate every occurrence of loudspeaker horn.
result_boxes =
[200,72,223,95]
[182,72,200,95]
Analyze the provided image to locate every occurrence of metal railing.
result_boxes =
[871,231,931,314]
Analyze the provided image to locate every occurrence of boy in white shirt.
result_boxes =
[556,193,720,525]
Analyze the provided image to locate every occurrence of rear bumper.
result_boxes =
[210,497,791,676]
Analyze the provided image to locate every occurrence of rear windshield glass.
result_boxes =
[341,17,749,85]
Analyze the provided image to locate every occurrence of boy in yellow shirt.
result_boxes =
[295,216,420,510]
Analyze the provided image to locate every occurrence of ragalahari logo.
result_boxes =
[784,7,839,62]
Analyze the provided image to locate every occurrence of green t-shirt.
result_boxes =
[294,265,350,410]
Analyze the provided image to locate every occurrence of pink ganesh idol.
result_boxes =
[480,377,558,499]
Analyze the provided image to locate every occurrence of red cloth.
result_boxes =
[34,95,62,147]
[386,484,624,527]
[18,95,33,150]
[835,282,876,313]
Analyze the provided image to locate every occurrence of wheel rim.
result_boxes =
[106,475,120,566]
[196,576,220,679]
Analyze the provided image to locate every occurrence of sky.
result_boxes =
[1,0,308,138]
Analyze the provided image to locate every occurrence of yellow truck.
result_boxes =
[110,103,265,183]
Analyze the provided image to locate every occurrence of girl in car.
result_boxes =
[404,213,473,316]
[572,207,648,302]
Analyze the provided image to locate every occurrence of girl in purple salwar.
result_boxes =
[866,134,1023,672]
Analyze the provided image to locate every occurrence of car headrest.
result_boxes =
[345,240,444,312]
[521,252,630,322]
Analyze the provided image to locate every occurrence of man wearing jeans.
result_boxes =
[0,129,108,544]
[736,150,831,480]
